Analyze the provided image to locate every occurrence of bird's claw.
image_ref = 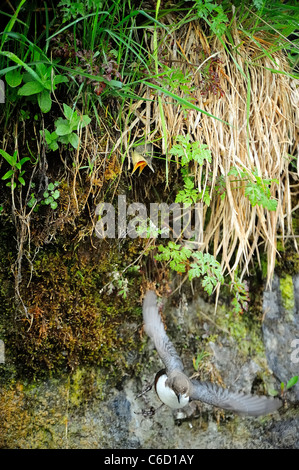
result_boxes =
[135,383,153,399]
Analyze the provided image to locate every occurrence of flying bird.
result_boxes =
[143,290,282,417]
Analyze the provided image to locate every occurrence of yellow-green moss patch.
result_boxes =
[280,274,295,312]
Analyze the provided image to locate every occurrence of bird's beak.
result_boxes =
[175,391,182,404]
[131,149,154,176]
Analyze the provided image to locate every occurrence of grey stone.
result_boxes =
[262,274,299,400]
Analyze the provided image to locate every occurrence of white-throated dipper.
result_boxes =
[143,290,282,416]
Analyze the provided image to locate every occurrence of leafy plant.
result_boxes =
[42,182,60,209]
[155,242,192,273]
[53,103,91,149]
[269,375,298,397]
[162,68,195,95]
[5,57,68,113]
[252,0,264,9]
[155,242,224,295]
[43,129,59,152]
[101,266,140,299]
[193,350,211,371]
[160,67,198,110]
[27,181,60,211]
[0,149,30,189]
[170,134,212,166]
[155,136,223,293]
[135,218,169,238]
[189,251,224,295]
[175,177,200,206]
[229,167,278,211]
[170,135,212,206]
[228,275,250,315]
[58,0,102,23]
[194,0,229,37]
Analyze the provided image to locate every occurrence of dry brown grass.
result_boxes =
[118,19,299,286]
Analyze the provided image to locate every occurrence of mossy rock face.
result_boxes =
[1,235,142,378]
[280,274,295,313]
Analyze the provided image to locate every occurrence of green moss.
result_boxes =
[275,247,299,277]
[67,367,108,407]
[280,274,295,312]
[276,240,285,253]
[260,255,268,279]
[0,233,142,378]
[216,307,265,358]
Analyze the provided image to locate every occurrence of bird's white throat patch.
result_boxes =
[156,373,189,409]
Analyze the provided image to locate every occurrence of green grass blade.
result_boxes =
[141,80,230,126]
[0,51,43,85]
[0,0,27,52]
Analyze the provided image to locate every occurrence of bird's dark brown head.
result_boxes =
[165,371,190,398]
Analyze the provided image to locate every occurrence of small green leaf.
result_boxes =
[18,81,44,96]
[68,132,79,149]
[63,103,74,120]
[43,191,49,198]
[19,157,30,166]
[286,376,298,390]
[228,167,240,177]
[81,115,91,128]
[50,141,59,151]
[0,149,15,166]
[50,201,58,210]
[20,109,30,120]
[6,181,17,189]
[52,189,60,200]
[43,129,51,143]
[18,176,25,185]
[48,183,55,191]
[42,79,52,91]
[38,89,52,113]
[2,169,14,180]
[69,114,80,130]
[44,196,53,205]
[58,135,69,145]
[55,117,71,136]
[53,75,68,86]
[265,199,278,211]
[27,195,37,208]
[35,62,47,78]
[42,130,59,151]
[6,69,23,87]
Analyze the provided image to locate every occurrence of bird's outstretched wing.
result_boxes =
[189,380,282,416]
[143,290,184,373]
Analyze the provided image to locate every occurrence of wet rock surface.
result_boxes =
[263,273,299,400]
[0,280,298,449]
